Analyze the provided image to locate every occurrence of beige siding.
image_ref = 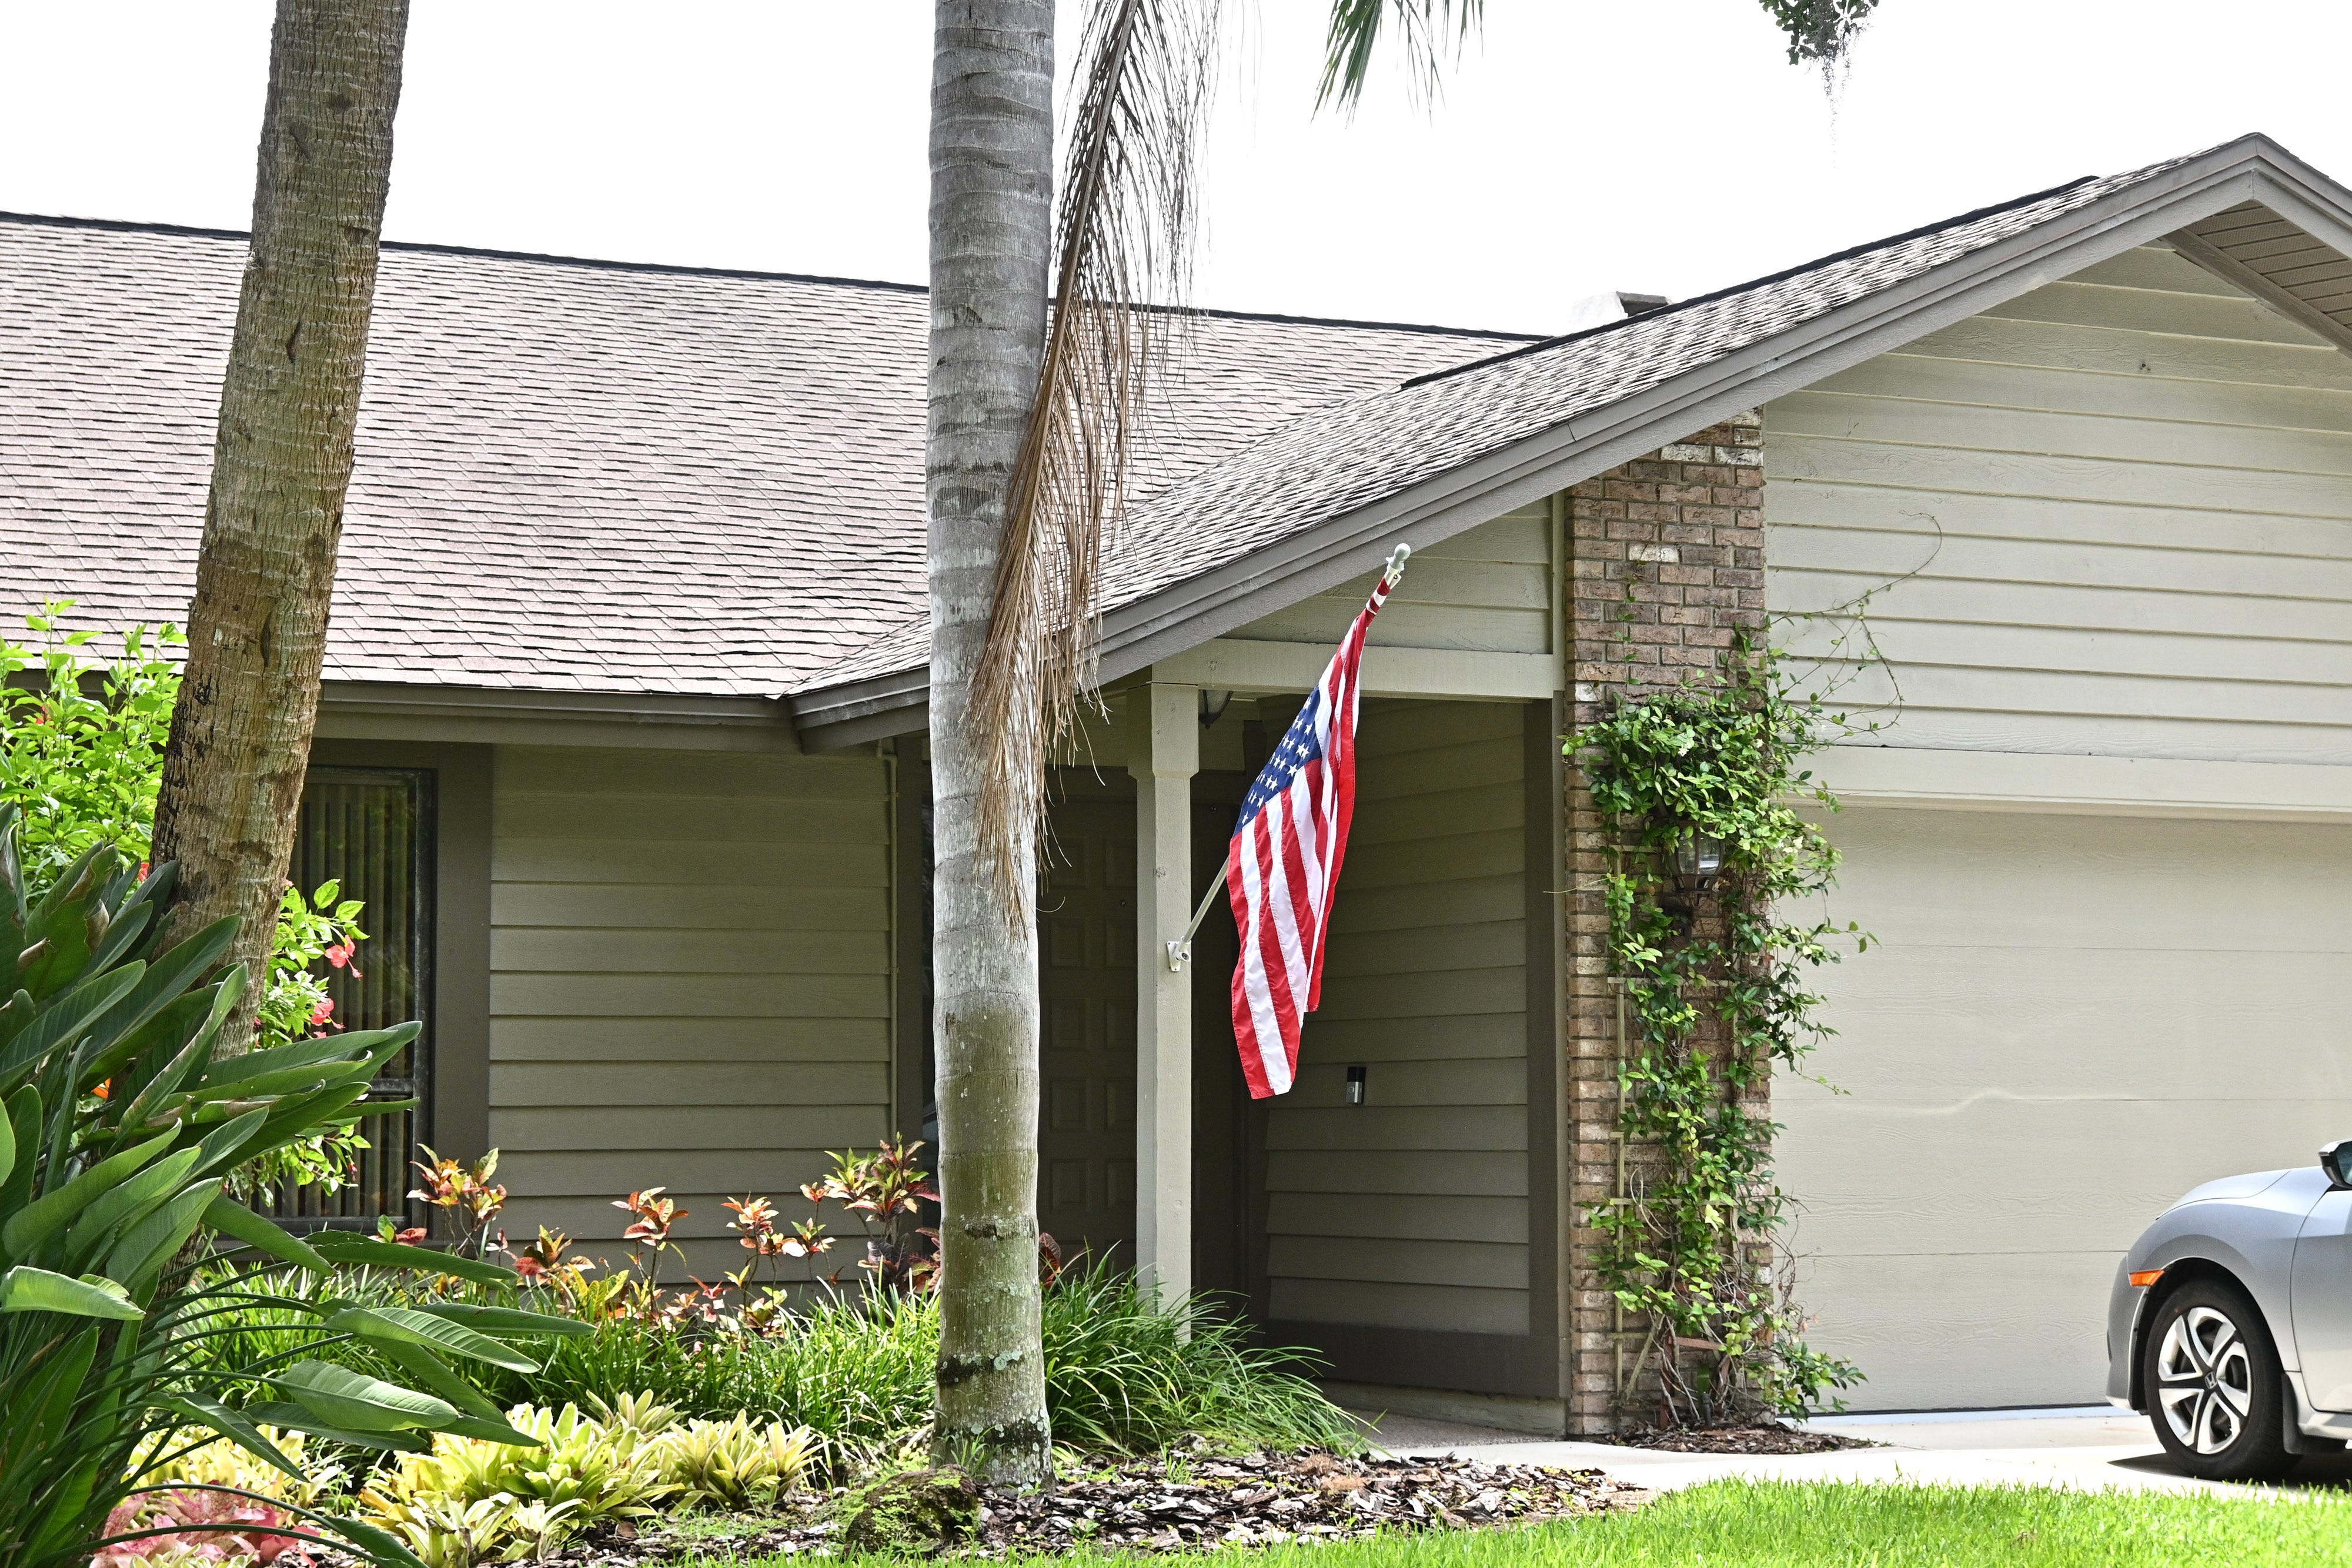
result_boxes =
[1228,507,1554,655]
[490,746,894,1278]
[1778,807,2352,1409]
[1768,243,2352,764]
[1264,700,1529,1334]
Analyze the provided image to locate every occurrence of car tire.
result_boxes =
[2141,1276,2296,1482]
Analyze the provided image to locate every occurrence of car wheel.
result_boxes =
[2142,1277,2296,1481]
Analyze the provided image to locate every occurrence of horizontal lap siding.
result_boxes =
[1766,243,2352,764]
[1264,700,1529,1335]
[1228,508,1553,654]
[490,746,893,1279]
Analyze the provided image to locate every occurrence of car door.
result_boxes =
[2291,1188,2352,1409]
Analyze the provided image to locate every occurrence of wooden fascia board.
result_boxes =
[1151,638,1557,700]
[320,679,803,751]
[789,139,2352,747]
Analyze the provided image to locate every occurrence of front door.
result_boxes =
[1037,774,1139,1266]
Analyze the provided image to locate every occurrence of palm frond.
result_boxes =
[967,0,1221,917]
[1318,0,1483,112]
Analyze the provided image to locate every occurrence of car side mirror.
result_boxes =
[2323,1141,2352,1191]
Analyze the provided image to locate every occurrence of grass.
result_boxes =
[691,1480,2352,1566]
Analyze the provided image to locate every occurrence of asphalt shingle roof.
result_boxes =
[808,149,2225,695]
[0,143,2227,707]
[0,216,1531,698]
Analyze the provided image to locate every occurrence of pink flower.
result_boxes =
[308,998,333,1026]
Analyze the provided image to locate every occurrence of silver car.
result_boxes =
[2109,1140,2352,1479]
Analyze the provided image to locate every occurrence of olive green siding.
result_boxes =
[1262,698,1532,1335]
[487,745,895,1279]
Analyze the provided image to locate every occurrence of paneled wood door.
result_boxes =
[1037,773,1140,1267]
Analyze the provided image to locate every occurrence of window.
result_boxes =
[266,766,435,1229]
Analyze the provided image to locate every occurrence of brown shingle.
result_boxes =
[0,218,1529,697]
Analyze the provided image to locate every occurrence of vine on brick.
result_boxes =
[1577,634,1869,1426]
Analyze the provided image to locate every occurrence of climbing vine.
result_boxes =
[1576,634,1870,1426]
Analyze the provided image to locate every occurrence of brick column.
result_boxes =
[1559,412,1766,1435]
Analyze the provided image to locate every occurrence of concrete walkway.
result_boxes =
[1352,1405,2352,1497]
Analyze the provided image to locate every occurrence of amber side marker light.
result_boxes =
[2129,1269,2166,1288]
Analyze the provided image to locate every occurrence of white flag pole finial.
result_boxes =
[1382,541,1411,586]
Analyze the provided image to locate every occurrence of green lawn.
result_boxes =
[704,1480,2352,1567]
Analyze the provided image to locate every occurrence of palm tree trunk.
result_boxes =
[151,0,409,1047]
[927,0,1057,1486]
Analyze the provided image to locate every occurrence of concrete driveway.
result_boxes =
[1354,1406,2352,1497]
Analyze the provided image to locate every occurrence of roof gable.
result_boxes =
[789,133,2352,744]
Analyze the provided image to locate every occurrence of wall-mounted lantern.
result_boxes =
[1345,1064,1368,1106]
[1673,830,1726,896]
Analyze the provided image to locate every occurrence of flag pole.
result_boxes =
[1165,542,1411,972]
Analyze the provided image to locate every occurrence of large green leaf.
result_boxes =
[76,917,237,1081]
[110,965,242,1133]
[188,1107,269,1181]
[16,847,106,996]
[62,1146,202,1271]
[0,964,145,1091]
[413,1301,594,1338]
[156,1394,306,1482]
[0,1265,142,1320]
[81,897,152,977]
[330,1305,540,1373]
[276,1359,459,1432]
[311,1509,430,1568]
[0,1085,38,1219]
[103,1181,220,1292]
[0,1128,174,1261]
[237,1400,431,1453]
[201,1195,332,1275]
[366,1337,535,1436]
[196,1023,415,1091]
[308,1232,516,1288]
[185,1057,377,1104]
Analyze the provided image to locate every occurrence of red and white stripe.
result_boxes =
[1224,572,1393,1099]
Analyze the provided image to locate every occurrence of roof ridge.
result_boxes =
[1400,169,2104,390]
[0,208,1541,340]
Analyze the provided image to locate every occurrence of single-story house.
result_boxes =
[6,132,2351,1433]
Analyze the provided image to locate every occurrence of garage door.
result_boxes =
[1776,806,2352,1410]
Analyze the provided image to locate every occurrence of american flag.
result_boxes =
[1222,556,1402,1099]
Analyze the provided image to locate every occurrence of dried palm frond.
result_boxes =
[967,0,1220,919]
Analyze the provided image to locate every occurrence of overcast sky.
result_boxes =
[4,3,2350,333]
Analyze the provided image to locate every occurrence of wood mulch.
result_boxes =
[548,1450,1645,1561]
[1592,1422,1875,1455]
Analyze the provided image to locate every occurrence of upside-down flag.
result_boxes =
[1224,551,1404,1098]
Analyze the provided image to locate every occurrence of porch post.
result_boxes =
[1128,680,1197,1302]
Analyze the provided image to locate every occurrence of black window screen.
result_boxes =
[268,766,434,1229]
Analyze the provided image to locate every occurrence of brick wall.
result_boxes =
[1559,413,1766,1434]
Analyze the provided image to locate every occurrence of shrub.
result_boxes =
[359,1396,820,1563]
[477,1256,1358,1466]
[0,809,586,1568]
[0,607,373,1200]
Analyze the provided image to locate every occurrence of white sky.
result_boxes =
[4,2,2351,333]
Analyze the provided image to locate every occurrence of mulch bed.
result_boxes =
[1592,1422,1875,1455]
[549,1450,1644,1561]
